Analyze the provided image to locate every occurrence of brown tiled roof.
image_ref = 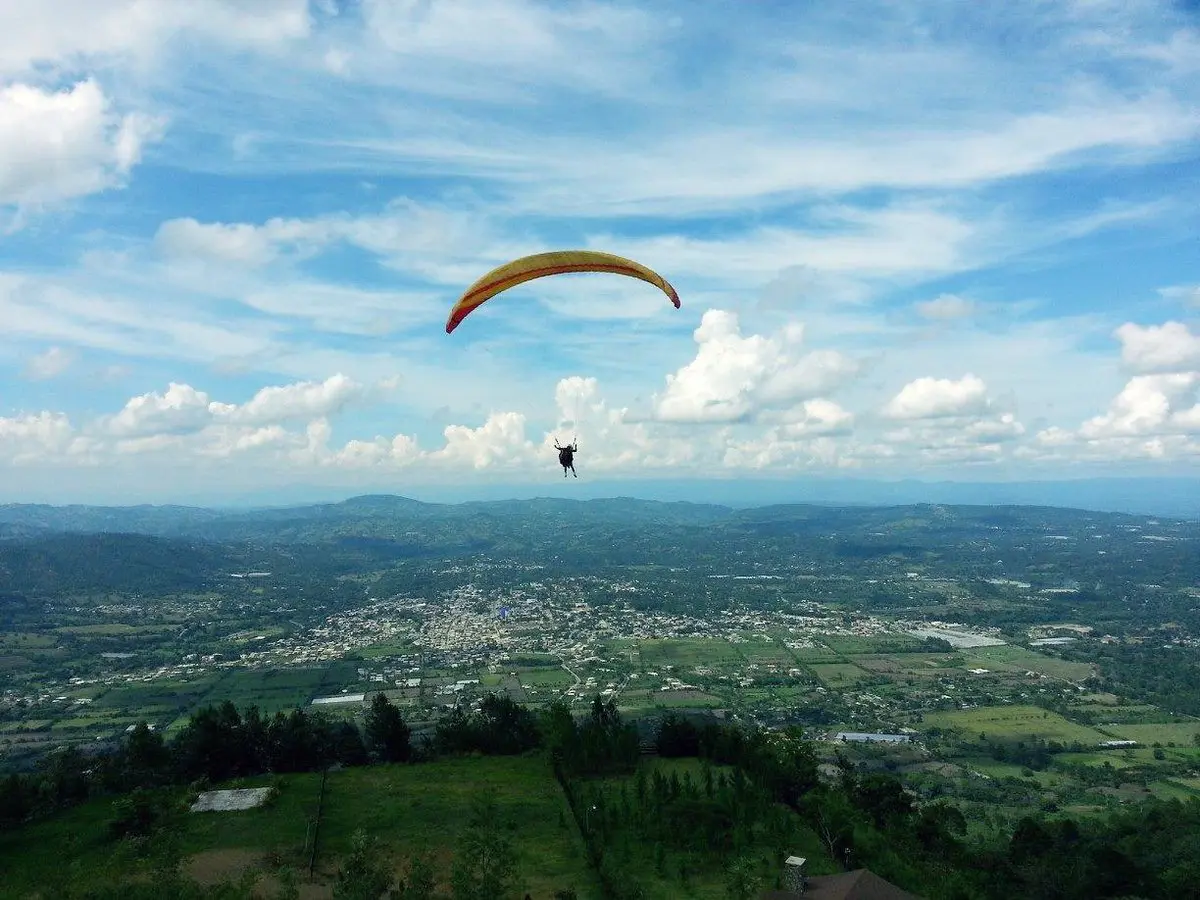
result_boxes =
[760,868,922,900]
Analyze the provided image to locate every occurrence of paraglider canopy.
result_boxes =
[445,249,680,334]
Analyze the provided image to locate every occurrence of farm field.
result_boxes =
[636,638,741,669]
[809,663,873,687]
[821,634,930,655]
[1099,722,1200,746]
[923,705,1110,745]
[960,645,1096,681]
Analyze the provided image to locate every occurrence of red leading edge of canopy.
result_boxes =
[445,263,680,334]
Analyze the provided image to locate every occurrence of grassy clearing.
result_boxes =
[638,638,741,670]
[788,645,842,663]
[809,663,872,687]
[1056,751,1149,770]
[961,645,1095,681]
[855,653,960,678]
[316,756,598,898]
[1100,723,1200,746]
[520,669,575,687]
[924,705,1109,745]
[965,758,1064,787]
[642,692,725,709]
[1068,704,1174,723]
[0,757,600,900]
[0,633,57,649]
[733,637,799,667]
[358,641,416,660]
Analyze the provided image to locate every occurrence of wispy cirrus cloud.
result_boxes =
[1,0,1199,501]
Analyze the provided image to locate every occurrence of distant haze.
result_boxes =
[50,476,1200,520]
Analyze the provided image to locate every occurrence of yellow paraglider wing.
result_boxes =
[445,249,681,334]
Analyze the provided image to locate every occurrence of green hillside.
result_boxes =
[0,756,601,900]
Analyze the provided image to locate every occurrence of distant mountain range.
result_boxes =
[0,490,1171,545]
[3,475,1199,537]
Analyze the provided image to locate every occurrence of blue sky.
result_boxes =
[1,0,1199,505]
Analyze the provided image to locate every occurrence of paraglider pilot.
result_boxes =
[554,438,578,478]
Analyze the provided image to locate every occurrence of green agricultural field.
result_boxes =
[961,645,1096,681]
[1100,723,1200,746]
[809,663,872,687]
[966,758,1064,787]
[359,640,417,660]
[0,633,57,649]
[519,669,576,687]
[855,653,960,679]
[1055,751,1146,769]
[637,638,740,669]
[644,691,724,709]
[820,634,927,655]
[730,636,798,667]
[923,705,1109,745]
[788,645,842,663]
[214,667,330,713]
[56,624,176,636]
[1068,704,1173,724]
[91,678,220,717]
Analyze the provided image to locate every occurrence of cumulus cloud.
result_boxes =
[428,412,537,470]
[1114,321,1200,374]
[1080,374,1200,439]
[772,399,855,438]
[653,311,858,424]
[103,374,372,438]
[0,411,78,464]
[22,346,77,380]
[107,382,214,437]
[209,373,366,426]
[882,374,990,420]
[0,80,164,209]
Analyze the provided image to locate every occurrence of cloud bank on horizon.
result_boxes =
[1,0,1199,503]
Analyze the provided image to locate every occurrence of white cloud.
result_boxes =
[427,412,537,470]
[1079,373,1200,438]
[0,80,164,209]
[882,374,990,420]
[0,411,77,464]
[22,346,77,380]
[654,310,858,424]
[965,413,1026,442]
[914,294,977,321]
[103,374,372,439]
[107,383,214,437]
[209,373,366,426]
[1158,283,1200,308]
[0,1,312,77]
[1114,321,1200,373]
[772,399,855,438]
[553,376,695,471]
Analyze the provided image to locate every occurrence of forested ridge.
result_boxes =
[2,693,1197,900]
